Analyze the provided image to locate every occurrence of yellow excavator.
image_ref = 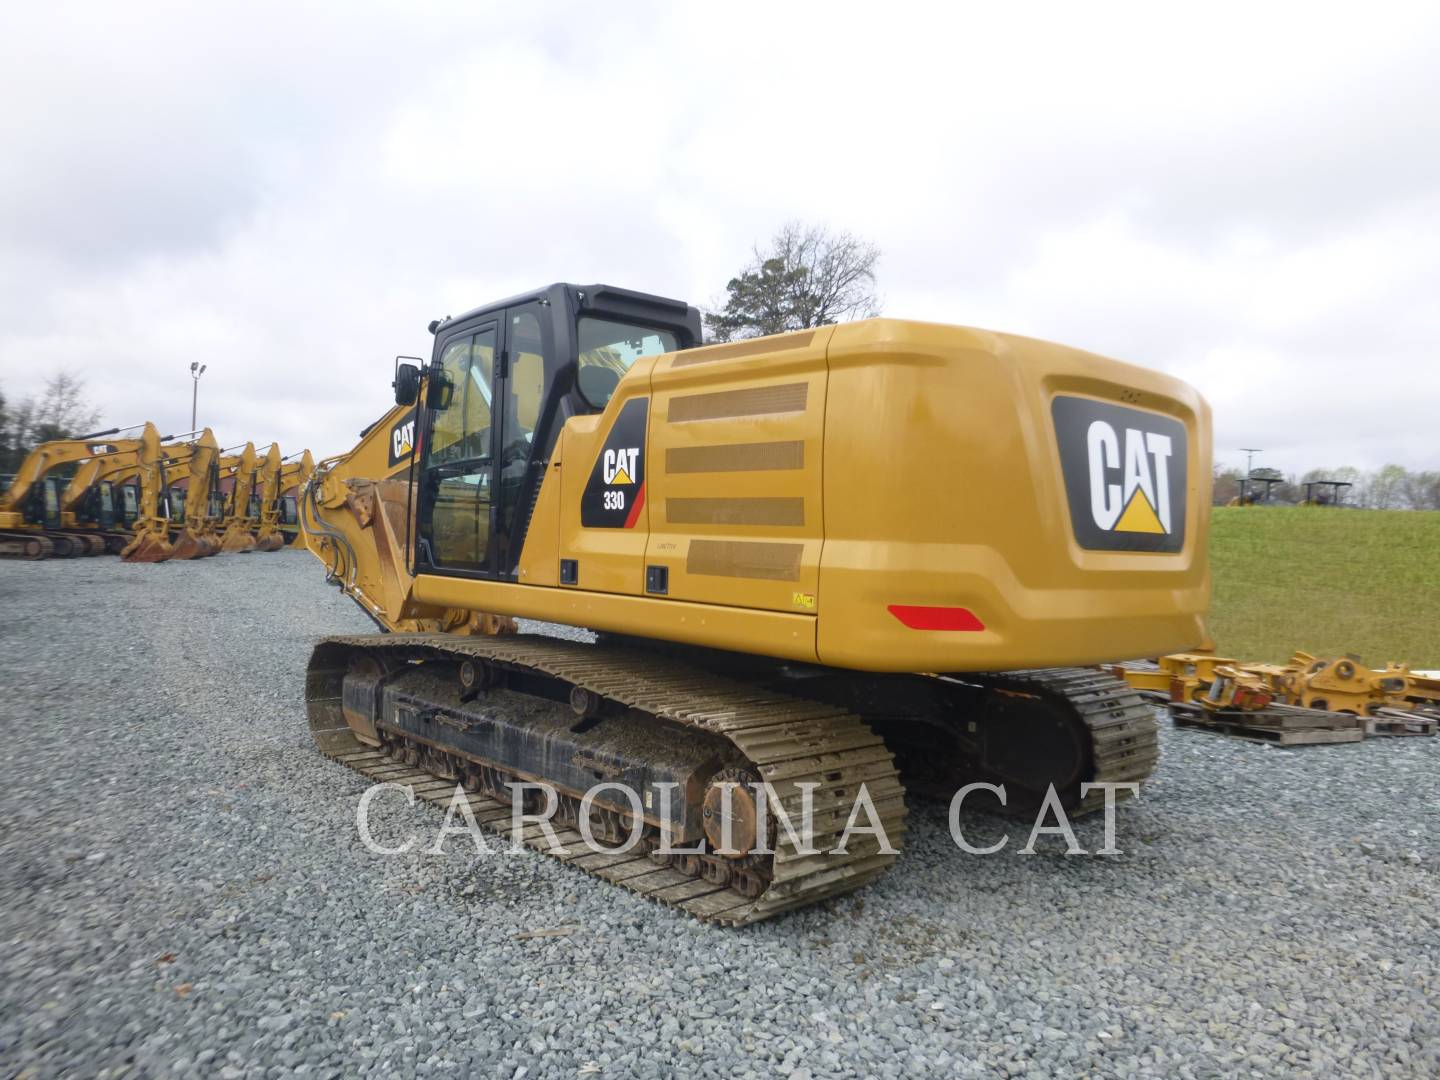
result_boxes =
[302,283,1212,924]
[59,437,173,553]
[0,425,182,558]
[164,429,224,559]
[277,450,316,548]
[121,423,190,563]
[251,444,288,553]
[60,446,140,554]
[218,443,263,554]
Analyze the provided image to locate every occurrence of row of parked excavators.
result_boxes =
[0,422,313,562]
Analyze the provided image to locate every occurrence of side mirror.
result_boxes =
[425,361,454,410]
[393,362,422,406]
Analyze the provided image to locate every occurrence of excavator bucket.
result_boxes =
[220,528,258,554]
[169,530,210,560]
[120,529,175,563]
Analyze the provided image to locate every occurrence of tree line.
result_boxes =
[1214,464,1440,510]
[0,374,102,475]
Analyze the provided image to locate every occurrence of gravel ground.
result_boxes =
[1,551,1437,1079]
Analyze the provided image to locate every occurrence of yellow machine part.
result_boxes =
[218,443,261,554]
[167,429,224,560]
[1142,650,1439,719]
[252,444,287,552]
[302,403,509,635]
[120,423,177,563]
[279,450,316,548]
[310,318,1211,671]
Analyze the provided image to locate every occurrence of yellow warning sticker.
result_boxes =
[792,591,816,610]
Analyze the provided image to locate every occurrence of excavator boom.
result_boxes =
[277,450,315,548]
[119,424,179,563]
[251,444,287,552]
[167,429,223,559]
[218,443,262,554]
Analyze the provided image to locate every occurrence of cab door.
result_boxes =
[97,481,117,530]
[493,304,552,577]
[40,478,62,530]
[417,321,500,574]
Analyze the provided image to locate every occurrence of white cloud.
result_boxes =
[1,0,1437,473]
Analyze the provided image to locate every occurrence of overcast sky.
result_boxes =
[1,2,1437,474]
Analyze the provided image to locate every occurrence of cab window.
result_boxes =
[431,336,495,464]
[508,310,546,449]
[576,317,677,409]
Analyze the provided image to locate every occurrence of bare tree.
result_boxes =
[1212,465,1242,505]
[706,222,881,342]
[1402,470,1440,511]
[1363,463,1410,509]
[0,373,102,472]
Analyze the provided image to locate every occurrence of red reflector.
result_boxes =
[887,604,985,632]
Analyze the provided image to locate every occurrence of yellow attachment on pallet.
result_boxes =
[1198,664,1276,713]
[1277,653,1410,715]
[1113,653,1238,703]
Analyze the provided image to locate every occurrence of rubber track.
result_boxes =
[0,531,55,559]
[963,667,1161,814]
[308,633,907,926]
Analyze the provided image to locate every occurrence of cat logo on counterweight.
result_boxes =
[1052,395,1187,553]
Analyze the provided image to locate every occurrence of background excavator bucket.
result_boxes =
[121,528,175,563]
[169,531,213,559]
[220,528,258,554]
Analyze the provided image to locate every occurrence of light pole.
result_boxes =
[1239,447,1262,477]
[190,362,207,430]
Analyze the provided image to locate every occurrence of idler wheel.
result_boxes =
[702,767,764,857]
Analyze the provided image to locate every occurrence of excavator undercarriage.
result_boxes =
[308,634,1156,921]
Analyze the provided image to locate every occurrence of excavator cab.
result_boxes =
[25,478,65,531]
[395,284,700,580]
[76,480,118,531]
[94,481,117,530]
[119,482,139,526]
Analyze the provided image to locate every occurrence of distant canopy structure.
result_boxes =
[1236,474,1285,505]
[1302,480,1352,506]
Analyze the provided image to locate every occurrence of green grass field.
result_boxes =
[1207,506,1440,667]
